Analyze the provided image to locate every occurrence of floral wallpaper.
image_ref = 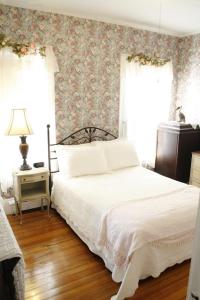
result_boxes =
[176,34,200,123]
[0,4,180,141]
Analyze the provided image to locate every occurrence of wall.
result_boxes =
[0,5,179,140]
[176,34,200,123]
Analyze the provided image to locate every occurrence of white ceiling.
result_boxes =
[1,0,200,36]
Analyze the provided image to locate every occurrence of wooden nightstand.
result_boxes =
[189,151,200,187]
[13,167,50,224]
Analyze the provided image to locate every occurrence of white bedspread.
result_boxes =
[98,186,198,270]
[52,166,199,299]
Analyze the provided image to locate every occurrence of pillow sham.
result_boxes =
[93,139,139,170]
[56,145,108,177]
[51,143,92,174]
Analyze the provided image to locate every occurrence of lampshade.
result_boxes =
[6,108,33,136]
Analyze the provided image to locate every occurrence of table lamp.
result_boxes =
[6,108,33,171]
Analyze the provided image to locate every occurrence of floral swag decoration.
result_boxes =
[0,33,46,57]
[127,53,169,67]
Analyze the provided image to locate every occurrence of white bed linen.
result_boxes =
[51,166,199,300]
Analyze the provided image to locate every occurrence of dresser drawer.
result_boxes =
[191,168,200,180]
[20,173,48,183]
[191,179,200,187]
[192,157,200,169]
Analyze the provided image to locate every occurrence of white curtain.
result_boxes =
[0,46,58,193]
[120,54,173,168]
[181,79,200,125]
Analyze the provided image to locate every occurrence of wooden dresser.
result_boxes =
[155,122,200,183]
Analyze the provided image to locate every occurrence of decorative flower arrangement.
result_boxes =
[127,53,169,67]
[0,33,46,57]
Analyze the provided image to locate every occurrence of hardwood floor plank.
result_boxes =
[8,209,190,300]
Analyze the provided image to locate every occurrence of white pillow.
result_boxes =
[56,145,108,177]
[51,143,92,173]
[93,139,139,170]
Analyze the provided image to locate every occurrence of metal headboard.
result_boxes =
[47,125,117,192]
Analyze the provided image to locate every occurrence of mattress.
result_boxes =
[51,166,199,299]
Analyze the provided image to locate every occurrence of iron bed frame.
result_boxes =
[47,125,117,191]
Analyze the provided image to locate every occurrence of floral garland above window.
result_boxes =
[127,53,169,67]
[0,33,46,57]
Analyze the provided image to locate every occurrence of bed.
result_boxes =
[0,201,24,300]
[47,126,199,300]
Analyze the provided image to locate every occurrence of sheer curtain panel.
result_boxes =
[119,54,173,168]
[0,46,58,194]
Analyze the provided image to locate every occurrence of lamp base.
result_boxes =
[19,136,32,171]
[20,160,32,171]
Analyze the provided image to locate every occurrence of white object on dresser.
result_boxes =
[13,167,50,224]
[190,151,200,187]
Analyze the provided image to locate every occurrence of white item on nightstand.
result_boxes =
[190,151,200,187]
[13,167,50,224]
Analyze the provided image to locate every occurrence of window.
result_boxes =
[0,47,58,194]
[119,54,173,168]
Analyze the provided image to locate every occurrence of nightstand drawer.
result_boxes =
[20,173,48,183]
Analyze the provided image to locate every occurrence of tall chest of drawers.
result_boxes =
[155,122,200,183]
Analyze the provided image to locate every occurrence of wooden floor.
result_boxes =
[8,209,190,300]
